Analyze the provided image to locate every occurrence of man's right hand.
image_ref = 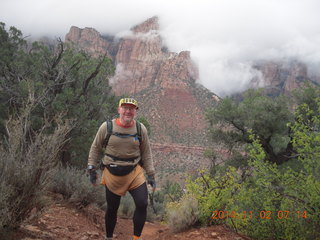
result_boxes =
[87,165,97,185]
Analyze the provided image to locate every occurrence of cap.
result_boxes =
[118,98,139,109]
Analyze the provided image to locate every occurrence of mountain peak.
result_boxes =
[131,16,159,33]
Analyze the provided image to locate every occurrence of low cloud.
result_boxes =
[2,0,320,96]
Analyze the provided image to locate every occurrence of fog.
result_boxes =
[2,0,320,96]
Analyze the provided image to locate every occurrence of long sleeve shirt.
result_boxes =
[87,119,155,176]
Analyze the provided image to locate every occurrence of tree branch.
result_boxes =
[51,38,64,70]
[80,52,108,98]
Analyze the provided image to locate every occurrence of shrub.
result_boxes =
[185,167,241,225]
[118,193,135,218]
[117,188,165,222]
[48,167,105,208]
[0,112,72,231]
[147,189,166,222]
[172,95,320,239]
[230,126,320,240]
[165,194,199,232]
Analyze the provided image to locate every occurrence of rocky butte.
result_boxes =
[65,16,319,183]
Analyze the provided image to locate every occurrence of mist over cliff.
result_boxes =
[2,0,320,96]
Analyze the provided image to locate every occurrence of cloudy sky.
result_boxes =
[2,0,320,96]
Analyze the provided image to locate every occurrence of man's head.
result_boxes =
[118,98,138,125]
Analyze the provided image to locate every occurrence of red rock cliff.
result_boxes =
[65,16,217,148]
[253,60,319,96]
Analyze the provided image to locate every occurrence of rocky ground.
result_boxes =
[12,194,251,240]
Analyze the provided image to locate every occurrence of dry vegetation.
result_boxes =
[0,106,73,233]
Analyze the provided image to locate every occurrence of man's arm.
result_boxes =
[87,122,107,185]
[139,123,155,176]
[88,122,107,167]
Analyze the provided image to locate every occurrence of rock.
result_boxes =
[21,224,54,238]
[65,26,111,58]
[86,231,100,237]
[211,231,218,237]
[79,236,90,240]
[22,225,42,233]
[189,230,201,236]
[21,238,43,240]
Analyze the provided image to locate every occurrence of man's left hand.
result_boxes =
[147,175,156,189]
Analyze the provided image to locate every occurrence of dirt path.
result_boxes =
[15,194,250,240]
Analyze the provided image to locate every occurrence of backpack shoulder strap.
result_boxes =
[135,121,143,167]
[136,120,142,145]
[102,119,113,149]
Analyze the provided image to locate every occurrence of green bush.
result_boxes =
[185,167,241,225]
[227,133,319,240]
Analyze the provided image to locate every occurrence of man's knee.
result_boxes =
[107,203,120,214]
[135,197,148,210]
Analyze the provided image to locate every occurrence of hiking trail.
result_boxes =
[15,194,250,240]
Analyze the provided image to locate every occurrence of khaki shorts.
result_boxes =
[101,164,145,196]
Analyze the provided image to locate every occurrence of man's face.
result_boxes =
[118,104,137,124]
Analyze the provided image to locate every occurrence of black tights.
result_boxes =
[105,183,148,238]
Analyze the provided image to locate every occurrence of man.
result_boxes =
[87,98,156,240]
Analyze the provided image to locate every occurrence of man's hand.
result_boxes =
[147,175,156,189]
[87,165,97,185]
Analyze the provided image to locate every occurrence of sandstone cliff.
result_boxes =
[253,60,320,96]
[65,26,111,58]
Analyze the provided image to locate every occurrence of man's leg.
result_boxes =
[129,182,148,237]
[105,186,121,238]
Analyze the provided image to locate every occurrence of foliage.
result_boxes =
[137,116,151,136]
[0,22,117,168]
[165,194,199,232]
[146,189,167,221]
[230,115,320,240]
[0,107,72,231]
[170,97,320,239]
[206,89,293,166]
[161,180,184,202]
[185,167,241,225]
[48,167,105,208]
[0,22,118,235]
[115,187,166,222]
[293,82,320,118]
[117,193,135,219]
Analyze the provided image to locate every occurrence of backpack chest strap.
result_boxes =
[112,132,139,138]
